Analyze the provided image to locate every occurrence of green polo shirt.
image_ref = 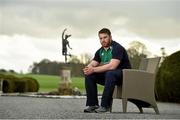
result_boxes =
[99,47,112,64]
[93,41,131,69]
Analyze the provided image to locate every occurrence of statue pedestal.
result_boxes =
[60,68,72,88]
[58,66,72,95]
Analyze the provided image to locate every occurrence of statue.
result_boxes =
[54,28,81,95]
[62,28,72,63]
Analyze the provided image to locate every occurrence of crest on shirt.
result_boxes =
[110,46,113,50]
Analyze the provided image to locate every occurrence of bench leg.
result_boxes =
[154,106,160,114]
[122,98,127,113]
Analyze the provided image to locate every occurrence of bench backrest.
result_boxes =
[139,57,161,73]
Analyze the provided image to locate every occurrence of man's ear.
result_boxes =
[110,35,112,40]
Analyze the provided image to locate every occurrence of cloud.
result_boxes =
[0,0,179,73]
[0,34,63,72]
[0,32,180,73]
[0,34,98,72]
[127,18,180,39]
[0,0,179,39]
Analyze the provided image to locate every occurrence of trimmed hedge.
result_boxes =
[155,50,180,103]
[0,74,18,92]
[0,74,39,93]
[21,77,39,92]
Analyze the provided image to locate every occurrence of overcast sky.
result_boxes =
[0,0,180,73]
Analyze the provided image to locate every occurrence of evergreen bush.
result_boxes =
[156,50,180,103]
[0,74,39,93]
[1,75,19,93]
[21,77,39,92]
[14,80,28,93]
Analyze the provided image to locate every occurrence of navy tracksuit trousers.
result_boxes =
[85,69,122,108]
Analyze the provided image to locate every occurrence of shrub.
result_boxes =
[155,50,180,103]
[21,77,39,92]
[0,74,39,93]
[14,80,28,93]
[1,75,19,93]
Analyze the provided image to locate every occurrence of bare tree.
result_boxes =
[127,41,149,69]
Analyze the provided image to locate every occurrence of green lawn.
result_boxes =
[15,74,104,93]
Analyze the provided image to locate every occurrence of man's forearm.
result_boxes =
[92,59,120,73]
[93,63,115,73]
[87,60,99,67]
[87,63,94,67]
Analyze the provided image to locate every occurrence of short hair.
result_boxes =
[98,28,111,36]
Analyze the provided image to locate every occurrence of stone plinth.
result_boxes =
[60,69,72,88]
[58,67,72,95]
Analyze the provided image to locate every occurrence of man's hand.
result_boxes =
[83,66,94,75]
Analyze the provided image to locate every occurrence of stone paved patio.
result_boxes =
[0,95,180,119]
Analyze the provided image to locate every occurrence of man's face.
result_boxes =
[99,33,112,48]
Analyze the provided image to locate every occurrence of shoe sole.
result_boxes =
[84,107,99,113]
[95,110,110,113]
[84,110,96,113]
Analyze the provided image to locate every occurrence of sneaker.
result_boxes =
[95,106,110,113]
[84,106,99,113]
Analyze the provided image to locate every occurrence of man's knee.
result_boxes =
[85,74,94,80]
[105,70,122,84]
[85,74,96,83]
[105,70,116,78]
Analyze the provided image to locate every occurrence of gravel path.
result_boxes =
[0,96,180,119]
